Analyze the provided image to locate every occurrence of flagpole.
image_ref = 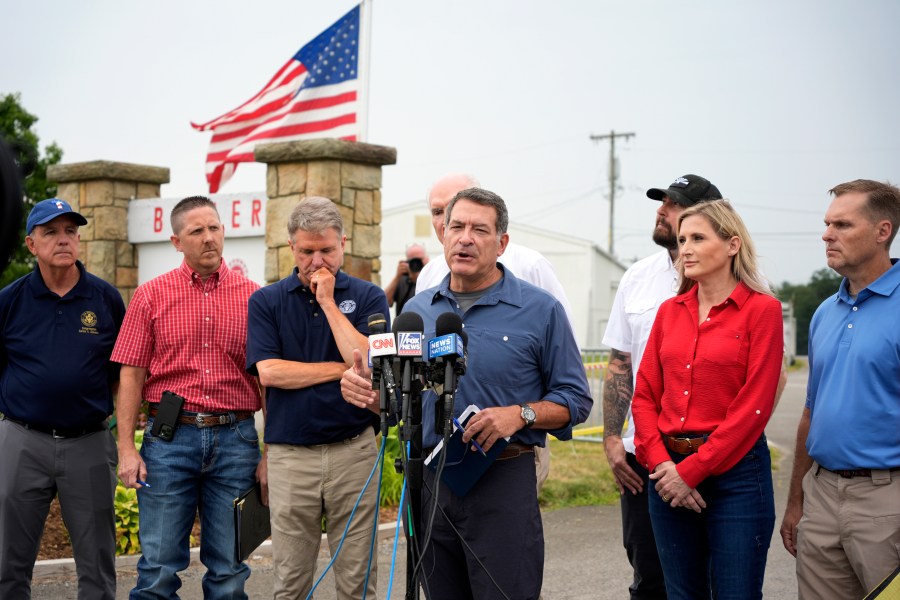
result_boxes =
[358,0,373,142]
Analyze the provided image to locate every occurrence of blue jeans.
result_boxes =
[648,436,775,600]
[131,416,260,600]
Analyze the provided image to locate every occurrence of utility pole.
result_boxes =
[589,130,635,256]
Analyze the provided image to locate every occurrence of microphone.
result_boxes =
[368,313,396,436]
[427,312,467,437]
[393,311,425,423]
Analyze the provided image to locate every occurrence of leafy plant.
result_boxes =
[379,427,404,508]
[114,484,141,555]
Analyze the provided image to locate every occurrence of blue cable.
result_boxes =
[305,435,387,600]
[362,440,386,599]
[385,442,410,600]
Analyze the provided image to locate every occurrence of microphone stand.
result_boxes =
[401,358,424,600]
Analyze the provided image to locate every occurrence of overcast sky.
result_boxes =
[5,0,899,285]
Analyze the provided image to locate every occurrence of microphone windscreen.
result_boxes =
[367,313,387,334]
[435,312,463,337]
[393,310,424,333]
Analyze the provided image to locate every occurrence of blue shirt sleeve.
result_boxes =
[539,301,593,441]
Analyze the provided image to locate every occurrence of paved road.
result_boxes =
[32,365,808,599]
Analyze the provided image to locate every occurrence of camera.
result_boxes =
[407,257,424,273]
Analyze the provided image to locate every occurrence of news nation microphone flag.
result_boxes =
[192,4,364,193]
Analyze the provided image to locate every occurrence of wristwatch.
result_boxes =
[520,403,536,428]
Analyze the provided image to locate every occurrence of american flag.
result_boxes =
[192,5,361,193]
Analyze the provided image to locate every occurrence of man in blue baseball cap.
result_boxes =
[0,198,125,598]
[25,197,88,233]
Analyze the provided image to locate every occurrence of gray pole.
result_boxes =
[590,130,635,255]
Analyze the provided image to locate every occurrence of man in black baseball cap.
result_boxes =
[646,174,723,207]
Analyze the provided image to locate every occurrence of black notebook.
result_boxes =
[425,405,510,497]
[233,483,271,563]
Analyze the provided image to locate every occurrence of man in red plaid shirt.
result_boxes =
[113,196,262,599]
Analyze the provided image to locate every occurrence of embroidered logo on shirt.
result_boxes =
[339,300,357,314]
[79,311,99,335]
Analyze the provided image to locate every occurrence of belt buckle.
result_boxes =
[195,414,206,427]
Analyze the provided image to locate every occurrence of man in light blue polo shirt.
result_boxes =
[780,179,900,599]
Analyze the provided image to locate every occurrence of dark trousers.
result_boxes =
[0,419,117,600]
[421,452,543,600]
[622,451,667,599]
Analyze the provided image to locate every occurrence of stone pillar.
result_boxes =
[47,160,170,303]
[254,139,397,285]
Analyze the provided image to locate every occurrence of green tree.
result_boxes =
[777,268,843,355]
[0,92,64,287]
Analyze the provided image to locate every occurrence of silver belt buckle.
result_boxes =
[195,414,206,427]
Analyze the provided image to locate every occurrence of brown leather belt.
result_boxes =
[819,466,900,479]
[496,442,535,461]
[663,434,709,455]
[148,405,254,428]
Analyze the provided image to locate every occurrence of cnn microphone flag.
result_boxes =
[192,4,363,193]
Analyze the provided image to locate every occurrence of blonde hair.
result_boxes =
[676,199,773,297]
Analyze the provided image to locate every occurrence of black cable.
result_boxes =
[416,473,512,600]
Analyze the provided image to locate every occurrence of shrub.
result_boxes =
[115,484,141,555]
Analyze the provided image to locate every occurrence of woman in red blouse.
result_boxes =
[632,200,783,599]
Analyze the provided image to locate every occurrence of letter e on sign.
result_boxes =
[232,200,241,229]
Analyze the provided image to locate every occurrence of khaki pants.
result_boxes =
[797,463,900,600]
[267,433,379,600]
[534,444,551,493]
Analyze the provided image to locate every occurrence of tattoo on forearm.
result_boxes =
[603,348,634,436]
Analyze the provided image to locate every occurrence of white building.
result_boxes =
[381,201,628,348]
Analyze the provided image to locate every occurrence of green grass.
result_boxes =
[539,438,620,509]
[787,357,806,371]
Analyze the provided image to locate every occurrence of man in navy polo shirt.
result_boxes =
[247,196,389,599]
[0,198,125,599]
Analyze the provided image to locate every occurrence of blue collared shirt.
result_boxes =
[806,258,900,469]
[246,268,389,445]
[405,265,593,449]
[0,261,125,429]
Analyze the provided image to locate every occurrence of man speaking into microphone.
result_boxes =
[342,187,592,600]
[246,197,388,600]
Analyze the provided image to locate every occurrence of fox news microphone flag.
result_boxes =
[192,4,363,193]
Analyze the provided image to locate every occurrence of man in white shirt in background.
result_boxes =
[415,172,575,491]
